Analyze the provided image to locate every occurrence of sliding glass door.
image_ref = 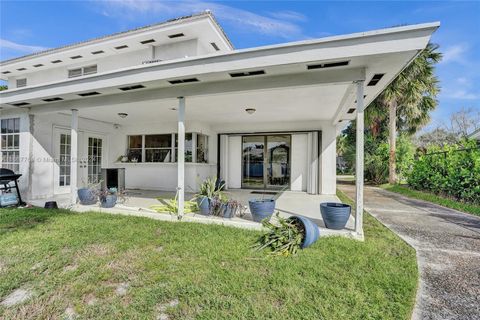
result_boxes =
[242,135,290,189]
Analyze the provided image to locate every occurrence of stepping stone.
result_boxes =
[64,306,77,320]
[115,282,129,296]
[0,288,33,307]
[156,298,179,319]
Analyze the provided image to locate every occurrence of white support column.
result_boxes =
[177,97,185,217]
[70,109,78,205]
[355,81,365,238]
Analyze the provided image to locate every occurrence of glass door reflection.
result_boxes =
[242,135,265,189]
[242,135,290,189]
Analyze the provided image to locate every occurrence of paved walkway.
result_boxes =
[338,182,480,320]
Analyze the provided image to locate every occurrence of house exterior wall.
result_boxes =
[2,112,337,200]
[215,120,337,195]
[7,40,207,89]
[108,120,217,192]
[28,113,117,199]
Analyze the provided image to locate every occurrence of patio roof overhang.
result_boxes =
[1,22,439,125]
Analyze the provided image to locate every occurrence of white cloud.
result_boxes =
[441,44,468,64]
[269,10,307,22]
[96,0,306,39]
[443,89,479,100]
[0,38,48,53]
[456,77,468,85]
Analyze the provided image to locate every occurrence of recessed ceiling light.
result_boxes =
[118,113,128,118]
[170,107,177,111]
[245,108,256,115]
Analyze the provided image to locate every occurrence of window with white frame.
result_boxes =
[125,133,208,163]
[174,133,193,162]
[68,65,97,78]
[145,134,172,162]
[16,78,27,88]
[127,135,142,162]
[1,118,20,172]
[196,134,208,163]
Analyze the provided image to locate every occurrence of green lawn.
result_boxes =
[380,184,480,217]
[0,201,417,320]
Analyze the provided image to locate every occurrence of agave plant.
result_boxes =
[253,212,304,256]
[151,190,198,220]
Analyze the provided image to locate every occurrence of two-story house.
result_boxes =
[0,11,439,237]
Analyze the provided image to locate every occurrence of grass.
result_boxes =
[380,184,480,217]
[0,203,417,320]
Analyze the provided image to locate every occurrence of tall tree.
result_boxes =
[380,43,441,183]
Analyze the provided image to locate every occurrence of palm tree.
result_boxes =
[380,43,441,184]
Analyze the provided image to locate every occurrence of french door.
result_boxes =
[54,128,105,194]
[242,135,291,190]
[79,134,104,186]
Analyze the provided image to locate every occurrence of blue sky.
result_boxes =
[1,1,479,130]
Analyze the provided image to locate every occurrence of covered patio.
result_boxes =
[0,22,439,240]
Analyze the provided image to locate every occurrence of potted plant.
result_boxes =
[222,199,242,219]
[320,202,351,230]
[98,187,125,208]
[77,180,100,205]
[253,213,320,256]
[195,177,224,215]
[209,196,225,216]
[248,186,288,222]
[117,155,129,163]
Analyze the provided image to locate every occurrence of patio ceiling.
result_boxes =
[60,83,351,124]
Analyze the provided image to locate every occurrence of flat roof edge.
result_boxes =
[1,11,232,66]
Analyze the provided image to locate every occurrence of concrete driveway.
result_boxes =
[338,181,480,320]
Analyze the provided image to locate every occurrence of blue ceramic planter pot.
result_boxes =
[197,196,211,215]
[248,199,275,222]
[320,202,351,230]
[222,204,235,219]
[100,194,117,208]
[77,188,97,205]
[289,216,320,248]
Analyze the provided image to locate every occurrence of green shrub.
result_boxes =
[408,140,480,204]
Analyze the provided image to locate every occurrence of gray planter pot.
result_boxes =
[320,202,351,230]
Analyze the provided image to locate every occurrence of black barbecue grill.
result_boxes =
[0,168,26,207]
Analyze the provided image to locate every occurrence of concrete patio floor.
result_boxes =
[28,189,358,238]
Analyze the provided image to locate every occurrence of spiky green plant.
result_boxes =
[253,213,304,257]
[151,190,198,220]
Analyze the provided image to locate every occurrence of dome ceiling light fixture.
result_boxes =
[118,112,128,118]
[245,108,256,115]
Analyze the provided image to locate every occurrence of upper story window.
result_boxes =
[16,78,27,88]
[68,65,97,78]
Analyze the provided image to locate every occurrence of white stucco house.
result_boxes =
[0,12,438,237]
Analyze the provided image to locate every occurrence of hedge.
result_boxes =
[407,140,480,205]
